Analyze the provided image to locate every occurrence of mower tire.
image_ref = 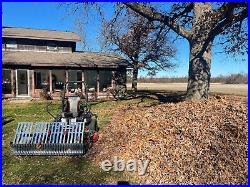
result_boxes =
[89,117,98,132]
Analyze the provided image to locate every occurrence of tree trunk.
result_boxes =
[186,40,212,100]
[186,3,213,100]
[131,67,138,93]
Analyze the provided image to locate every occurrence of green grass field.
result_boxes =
[2,100,120,184]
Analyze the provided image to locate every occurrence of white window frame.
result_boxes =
[47,42,58,51]
[6,40,17,49]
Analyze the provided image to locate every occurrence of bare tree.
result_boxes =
[123,2,248,100]
[101,10,175,92]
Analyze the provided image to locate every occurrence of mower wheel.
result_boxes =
[89,117,98,132]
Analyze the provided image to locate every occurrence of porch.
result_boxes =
[2,68,119,100]
[2,50,128,99]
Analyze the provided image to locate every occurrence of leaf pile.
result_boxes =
[88,95,248,184]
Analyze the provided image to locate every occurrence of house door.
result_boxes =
[17,70,29,96]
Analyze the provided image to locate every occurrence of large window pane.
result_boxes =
[52,70,65,90]
[2,69,11,94]
[68,70,82,89]
[84,70,97,90]
[99,70,112,91]
[68,70,77,82]
[34,70,49,90]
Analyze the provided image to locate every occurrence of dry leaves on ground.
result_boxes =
[87,95,248,184]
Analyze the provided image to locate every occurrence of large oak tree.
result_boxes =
[123,2,248,100]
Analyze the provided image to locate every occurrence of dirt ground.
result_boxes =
[127,83,248,96]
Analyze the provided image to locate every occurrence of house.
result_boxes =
[2,26,128,99]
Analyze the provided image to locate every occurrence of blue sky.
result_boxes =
[2,2,248,77]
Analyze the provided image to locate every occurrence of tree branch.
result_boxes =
[211,7,248,38]
[194,6,248,60]
[123,2,191,39]
[172,3,193,20]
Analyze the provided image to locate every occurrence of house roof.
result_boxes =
[2,27,81,42]
[2,51,128,69]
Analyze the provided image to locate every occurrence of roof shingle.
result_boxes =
[2,51,128,68]
[3,27,81,42]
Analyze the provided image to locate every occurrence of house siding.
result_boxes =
[2,38,76,53]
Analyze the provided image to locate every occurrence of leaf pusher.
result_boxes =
[11,81,99,156]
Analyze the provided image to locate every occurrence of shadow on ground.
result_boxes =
[133,90,186,103]
[2,115,15,126]
[90,90,187,108]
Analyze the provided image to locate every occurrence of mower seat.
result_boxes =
[67,96,81,113]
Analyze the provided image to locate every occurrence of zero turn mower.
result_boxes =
[11,81,98,156]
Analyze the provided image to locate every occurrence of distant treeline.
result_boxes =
[134,73,248,84]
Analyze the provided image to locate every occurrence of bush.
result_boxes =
[39,87,52,100]
[223,73,248,84]
[109,85,127,100]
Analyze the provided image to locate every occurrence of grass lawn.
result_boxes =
[2,97,156,184]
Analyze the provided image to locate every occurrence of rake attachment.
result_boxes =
[10,81,99,156]
[11,122,89,156]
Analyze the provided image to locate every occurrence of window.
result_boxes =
[6,40,17,49]
[68,70,82,89]
[34,72,42,89]
[2,69,12,94]
[34,70,49,90]
[47,42,58,51]
[84,70,97,90]
[99,70,112,91]
[52,70,65,90]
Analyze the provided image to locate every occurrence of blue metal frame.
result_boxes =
[12,122,86,156]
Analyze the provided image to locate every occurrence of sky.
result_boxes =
[2,2,248,78]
